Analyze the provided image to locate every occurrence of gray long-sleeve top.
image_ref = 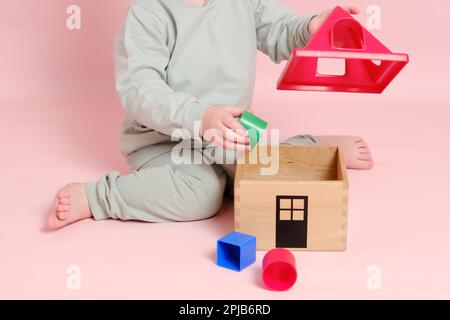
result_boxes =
[114,0,315,168]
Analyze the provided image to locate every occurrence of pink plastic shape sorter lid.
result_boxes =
[262,248,297,291]
[277,6,409,94]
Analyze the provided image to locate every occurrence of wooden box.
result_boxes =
[234,145,349,251]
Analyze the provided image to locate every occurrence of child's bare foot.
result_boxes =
[315,136,374,170]
[48,183,93,229]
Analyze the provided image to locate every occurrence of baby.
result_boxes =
[48,0,373,229]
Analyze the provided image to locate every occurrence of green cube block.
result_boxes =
[239,111,268,148]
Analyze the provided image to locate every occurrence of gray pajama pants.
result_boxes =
[85,135,317,222]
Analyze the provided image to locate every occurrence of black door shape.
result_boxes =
[276,196,308,248]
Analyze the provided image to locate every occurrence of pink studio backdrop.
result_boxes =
[1,0,450,299]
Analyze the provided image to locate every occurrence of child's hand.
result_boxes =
[201,106,250,151]
[308,6,360,35]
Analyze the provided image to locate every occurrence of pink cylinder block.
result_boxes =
[262,248,297,291]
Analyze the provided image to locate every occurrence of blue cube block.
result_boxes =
[217,232,256,271]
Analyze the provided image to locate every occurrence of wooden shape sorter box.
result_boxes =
[234,146,349,251]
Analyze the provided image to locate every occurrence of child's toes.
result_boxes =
[358,147,371,155]
[57,204,70,212]
[355,140,368,148]
[358,153,372,161]
[57,191,70,199]
[360,159,374,170]
[58,197,72,205]
[57,211,69,220]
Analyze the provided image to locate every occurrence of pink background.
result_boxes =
[1,0,450,299]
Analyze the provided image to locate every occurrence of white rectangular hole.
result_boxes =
[317,58,346,76]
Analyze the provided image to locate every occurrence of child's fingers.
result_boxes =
[224,106,245,117]
[217,122,248,145]
[210,133,249,151]
[231,143,251,152]
[222,140,251,152]
[223,127,249,145]
[222,114,248,136]
[202,127,222,143]
[342,6,360,14]
[216,126,250,151]
[209,132,224,148]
